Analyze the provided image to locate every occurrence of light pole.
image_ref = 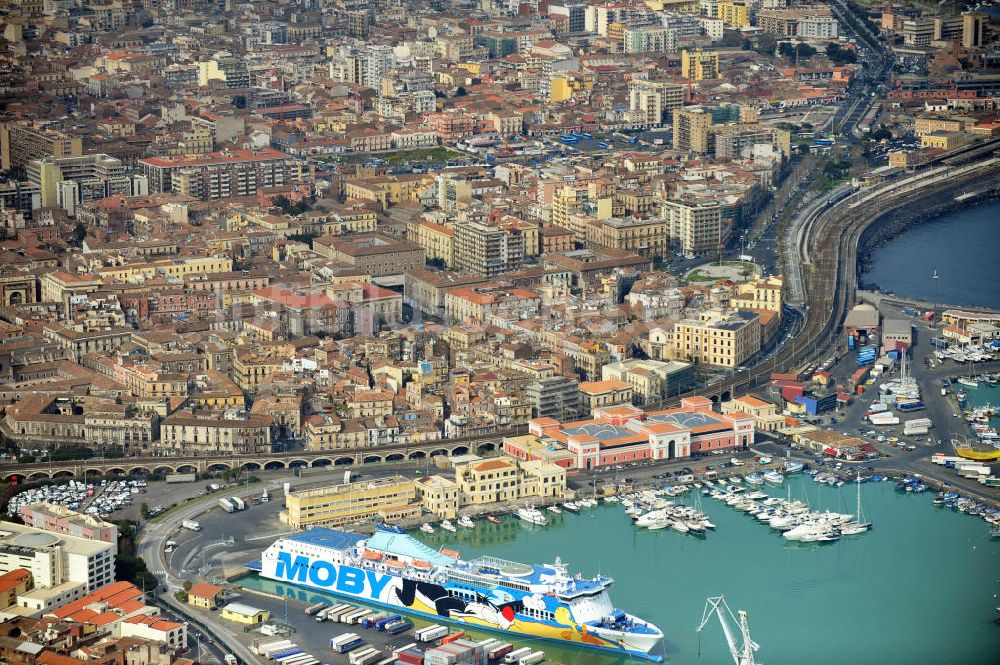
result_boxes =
[931,270,939,327]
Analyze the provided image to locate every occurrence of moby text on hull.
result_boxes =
[252,527,664,661]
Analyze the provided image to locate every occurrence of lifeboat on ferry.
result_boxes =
[411,560,432,570]
[440,548,460,558]
[385,558,405,568]
[363,549,383,561]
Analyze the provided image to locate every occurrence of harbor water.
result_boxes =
[238,476,1000,665]
[862,200,1000,309]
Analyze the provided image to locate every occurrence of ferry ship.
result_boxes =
[254,527,663,660]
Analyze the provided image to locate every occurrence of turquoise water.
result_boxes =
[238,477,1000,665]
[961,382,1000,440]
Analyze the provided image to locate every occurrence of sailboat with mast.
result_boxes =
[840,475,872,535]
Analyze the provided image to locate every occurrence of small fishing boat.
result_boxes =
[486,515,501,524]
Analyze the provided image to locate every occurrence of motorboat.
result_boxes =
[547,505,563,514]
[420,523,435,534]
[440,520,457,533]
[783,460,804,473]
[516,506,548,526]
[458,515,475,529]
[562,501,580,512]
[745,473,764,486]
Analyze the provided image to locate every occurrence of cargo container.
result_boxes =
[231,496,246,510]
[257,640,292,656]
[305,602,327,616]
[166,473,197,483]
[396,648,424,665]
[439,631,465,645]
[903,426,929,436]
[518,652,545,665]
[897,401,925,412]
[376,614,402,631]
[362,613,389,629]
[350,648,382,665]
[504,648,533,664]
[488,643,513,660]
[415,625,448,642]
[270,648,303,661]
[330,634,360,649]
[930,337,949,349]
[931,454,964,465]
[334,639,365,654]
[181,519,201,531]
[325,604,354,621]
[900,307,919,317]
[374,658,396,665]
[343,609,371,624]
[386,620,413,635]
[904,418,932,429]
[393,644,418,657]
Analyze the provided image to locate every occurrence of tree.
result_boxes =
[183,580,193,592]
[174,590,189,603]
[139,502,150,519]
[455,86,468,97]
[826,43,858,65]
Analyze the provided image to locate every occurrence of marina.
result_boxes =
[237,475,1000,665]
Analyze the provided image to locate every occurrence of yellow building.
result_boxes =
[187,582,223,610]
[97,257,233,283]
[717,1,750,28]
[220,602,269,625]
[595,217,669,258]
[409,220,456,267]
[730,275,783,312]
[721,394,785,432]
[454,457,566,505]
[281,476,419,528]
[673,107,713,153]
[671,309,761,368]
[920,131,970,150]
[415,475,460,519]
[681,49,721,81]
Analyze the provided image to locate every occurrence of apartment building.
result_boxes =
[313,233,425,279]
[623,26,677,54]
[281,476,419,528]
[409,220,456,268]
[730,275,784,313]
[673,107,713,153]
[681,49,720,81]
[138,148,303,200]
[671,309,761,368]
[629,78,685,126]
[525,375,580,421]
[453,220,525,278]
[26,154,134,212]
[444,284,541,323]
[0,520,116,615]
[160,412,272,455]
[662,199,722,255]
[18,503,118,545]
[601,359,696,403]
[1,121,83,170]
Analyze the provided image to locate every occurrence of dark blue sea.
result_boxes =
[863,200,1000,309]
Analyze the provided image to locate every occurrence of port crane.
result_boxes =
[696,596,761,665]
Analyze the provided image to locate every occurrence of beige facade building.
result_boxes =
[628,78,685,126]
[671,309,761,368]
[409,220,456,268]
[160,412,271,455]
[721,394,785,432]
[454,457,566,505]
[730,275,783,313]
[313,233,425,278]
[281,476,419,528]
[415,475,460,519]
[1,121,83,171]
[673,107,713,153]
[663,199,722,256]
